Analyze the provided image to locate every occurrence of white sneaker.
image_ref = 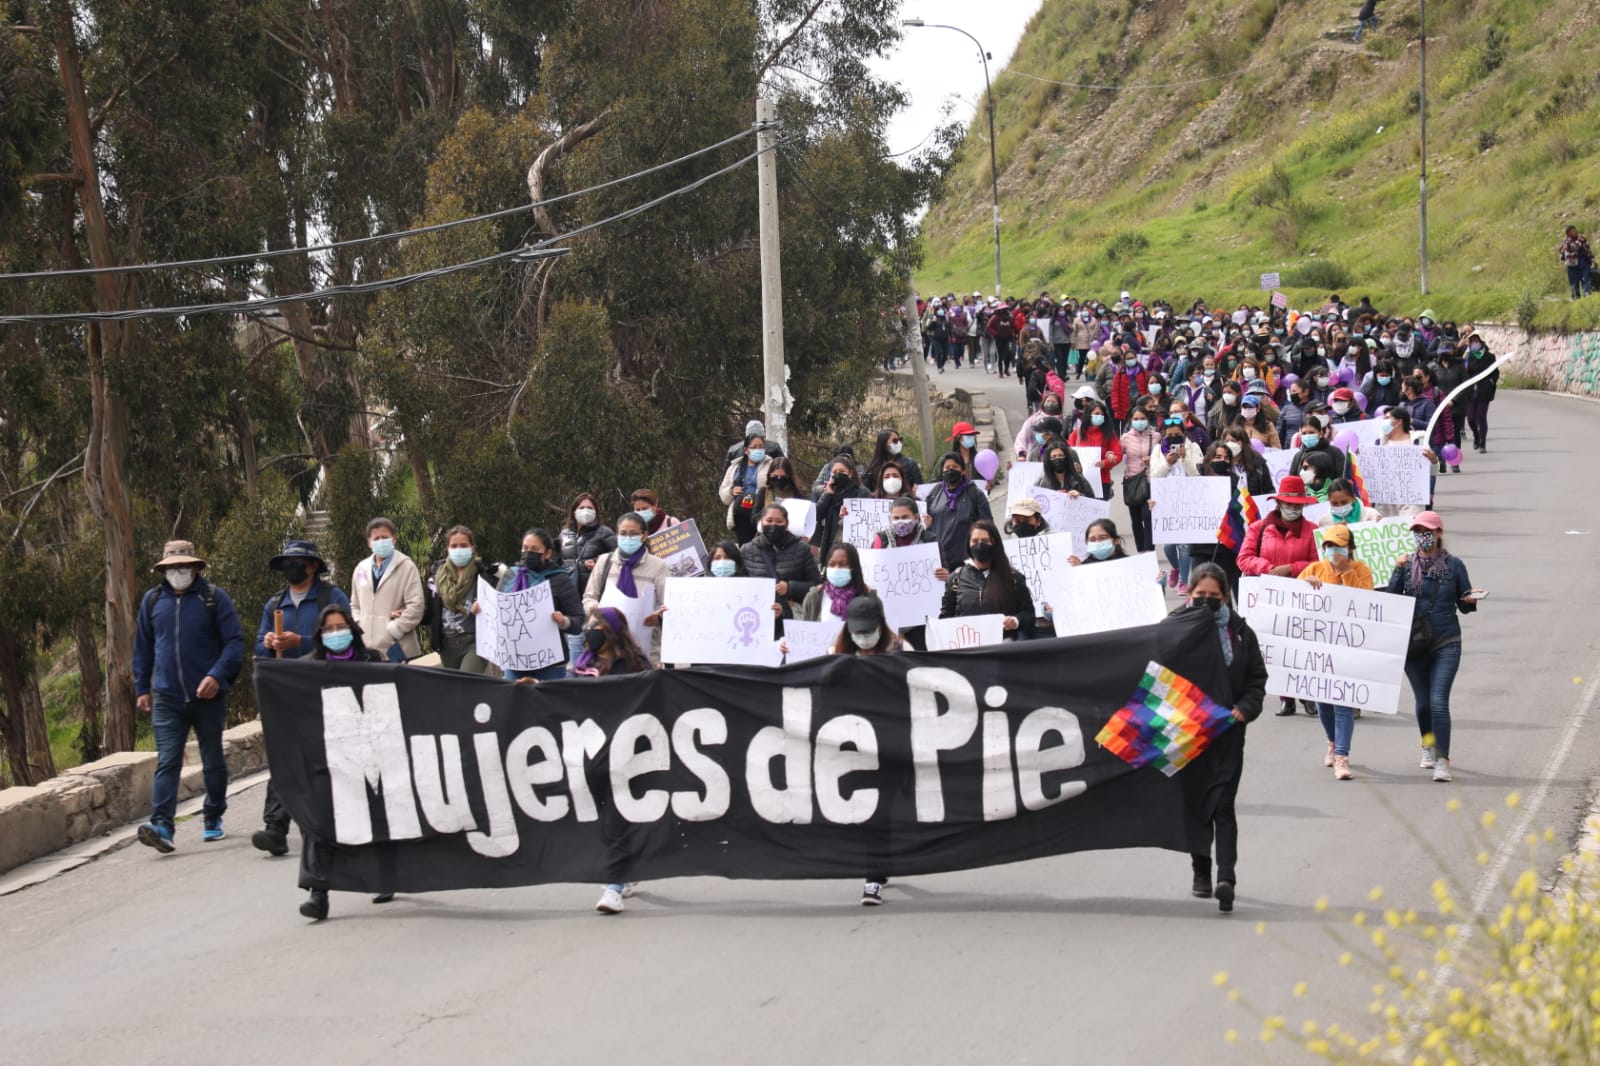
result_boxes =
[595,887,624,914]
[1432,759,1452,783]
[620,882,639,899]
[1420,745,1437,769]
[861,881,885,906]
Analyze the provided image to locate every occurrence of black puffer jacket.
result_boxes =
[939,564,1036,639]
[740,532,822,612]
[560,523,617,581]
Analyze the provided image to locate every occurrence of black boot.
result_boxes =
[299,888,329,921]
[1301,700,1318,717]
[1191,855,1213,899]
[372,892,395,905]
[1215,880,1235,914]
[252,826,289,856]
[1273,697,1297,717]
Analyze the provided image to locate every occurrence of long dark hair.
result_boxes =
[968,519,1019,613]
[566,492,600,531]
[577,606,651,675]
[824,542,871,596]
[310,603,371,660]
[863,429,901,487]
[1039,438,1080,492]
[710,539,748,576]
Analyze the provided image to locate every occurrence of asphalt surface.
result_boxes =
[3,385,1597,1066]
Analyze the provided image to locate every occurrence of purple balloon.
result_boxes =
[1374,405,1390,419]
[1354,391,1369,412]
[1333,429,1360,453]
[1440,443,1462,464]
[1282,373,1299,387]
[1337,366,1355,386]
[974,448,1000,481]
[1250,438,1267,455]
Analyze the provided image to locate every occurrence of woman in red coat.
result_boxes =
[1067,399,1124,500]
[1237,474,1322,717]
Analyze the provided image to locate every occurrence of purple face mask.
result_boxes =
[891,518,918,538]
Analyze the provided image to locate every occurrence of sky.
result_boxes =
[870,0,1041,158]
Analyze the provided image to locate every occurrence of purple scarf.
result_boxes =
[324,647,356,662]
[616,547,644,597]
[823,583,857,619]
[941,478,970,512]
[573,606,626,672]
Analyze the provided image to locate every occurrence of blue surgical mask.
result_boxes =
[1377,375,1392,385]
[710,559,737,578]
[960,434,977,448]
[826,567,852,588]
[1087,540,1114,560]
[370,537,395,560]
[1033,431,1046,445]
[1091,413,1106,427]
[1301,433,1322,449]
[1149,383,1163,395]
[1330,503,1353,519]
[322,629,354,653]
[448,547,474,567]
[749,448,766,463]
[1130,419,1149,432]
[617,535,644,555]
[1324,546,1350,560]
[634,507,656,524]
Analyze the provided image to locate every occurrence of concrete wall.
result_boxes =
[0,721,267,874]
[1473,325,1600,399]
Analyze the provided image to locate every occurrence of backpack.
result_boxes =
[140,580,240,681]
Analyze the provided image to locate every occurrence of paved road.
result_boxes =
[3,390,1598,1066]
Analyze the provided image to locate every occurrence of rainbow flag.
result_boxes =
[1096,660,1237,777]
[1216,480,1259,552]
[1346,452,1372,506]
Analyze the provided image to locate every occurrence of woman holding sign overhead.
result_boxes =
[1297,524,1374,780]
[1238,476,1322,718]
[939,520,1035,640]
[496,529,584,681]
[583,513,669,667]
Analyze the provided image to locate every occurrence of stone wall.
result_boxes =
[1472,324,1600,399]
[0,721,267,874]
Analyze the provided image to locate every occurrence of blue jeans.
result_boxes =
[1569,264,1593,299]
[150,696,228,829]
[505,663,568,682]
[1404,640,1462,759]
[1317,703,1355,757]
[1163,543,1192,586]
[385,642,407,663]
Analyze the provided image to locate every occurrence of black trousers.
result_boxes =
[262,778,289,832]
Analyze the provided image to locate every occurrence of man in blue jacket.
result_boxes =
[250,540,350,856]
[133,541,245,854]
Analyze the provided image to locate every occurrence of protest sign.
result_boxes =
[1149,477,1232,546]
[1003,532,1074,612]
[1315,520,1414,570]
[661,576,780,667]
[647,519,708,578]
[473,577,564,673]
[924,613,1005,650]
[1026,486,1110,547]
[599,583,656,646]
[838,498,897,550]
[1040,552,1167,637]
[780,619,838,663]
[1238,576,1415,713]
[1263,448,1296,487]
[256,608,1231,892]
[1005,462,1044,515]
[857,542,944,631]
[1355,447,1430,506]
[1075,446,1105,498]
[778,498,817,539]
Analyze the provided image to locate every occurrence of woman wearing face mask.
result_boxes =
[740,503,823,623]
[1036,438,1095,496]
[561,492,617,583]
[627,489,680,538]
[1104,346,1148,435]
[706,540,748,578]
[1457,330,1499,453]
[800,543,874,623]
[1208,382,1242,439]
[1385,512,1481,783]
[1239,475,1322,717]
[870,458,911,501]
[947,421,981,475]
[1326,387,1365,426]
[863,429,923,493]
[1014,394,1066,459]
[1321,478,1366,526]
[426,525,493,675]
[812,455,869,559]
[940,520,1035,639]
[573,606,654,916]
[1149,417,1205,593]
[926,451,993,571]
[582,513,669,666]
[1119,408,1161,553]
[1172,564,1269,914]
[1235,394,1282,449]
[1361,359,1402,414]
[1222,426,1275,497]
[1372,407,1435,518]
[495,528,584,681]
[719,433,774,545]
[1289,415,1351,482]
[1068,518,1128,565]
[297,606,391,921]
[1296,524,1374,780]
[1186,441,1244,590]
[1067,400,1122,498]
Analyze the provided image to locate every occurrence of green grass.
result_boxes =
[917,0,1600,332]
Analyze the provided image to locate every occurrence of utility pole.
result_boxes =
[1419,0,1429,296]
[901,282,936,473]
[755,97,789,451]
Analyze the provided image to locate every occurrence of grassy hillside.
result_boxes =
[916,0,1600,329]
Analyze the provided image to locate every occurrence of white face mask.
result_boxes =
[850,628,880,649]
[888,441,903,455]
[574,507,597,526]
[1332,401,1351,415]
[1241,367,1257,379]
[1225,441,1242,457]
[165,567,195,592]
[881,477,903,495]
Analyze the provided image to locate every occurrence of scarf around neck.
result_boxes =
[823,582,857,619]
[616,547,645,597]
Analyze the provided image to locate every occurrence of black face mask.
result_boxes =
[582,628,606,652]
[282,560,310,585]
[969,541,995,564]
[769,477,791,488]
[762,525,791,546]
[1013,522,1040,538]
[1049,456,1070,473]
[943,467,964,484]
[1193,596,1225,612]
[1210,460,1232,475]
[521,551,544,571]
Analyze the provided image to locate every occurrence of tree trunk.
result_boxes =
[73,612,104,762]
[53,2,139,753]
[0,624,56,785]
[408,451,436,514]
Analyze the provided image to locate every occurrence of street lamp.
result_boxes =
[902,17,1003,300]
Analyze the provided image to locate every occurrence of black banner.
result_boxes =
[256,610,1227,893]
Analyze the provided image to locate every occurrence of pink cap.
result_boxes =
[1410,511,1444,532]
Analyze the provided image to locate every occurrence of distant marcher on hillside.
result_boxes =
[1558,226,1593,300]
[1353,0,1380,42]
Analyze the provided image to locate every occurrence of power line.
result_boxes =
[1003,41,1332,93]
[0,138,794,325]
[0,127,762,282]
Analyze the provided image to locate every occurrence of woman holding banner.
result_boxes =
[939,520,1035,640]
[1035,438,1094,496]
[1239,475,1322,717]
[1222,426,1275,498]
[1297,525,1374,780]
[1174,564,1269,914]
[706,540,749,578]
[1385,512,1482,783]
[1186,441,1242,590]
[496,529,584,681]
